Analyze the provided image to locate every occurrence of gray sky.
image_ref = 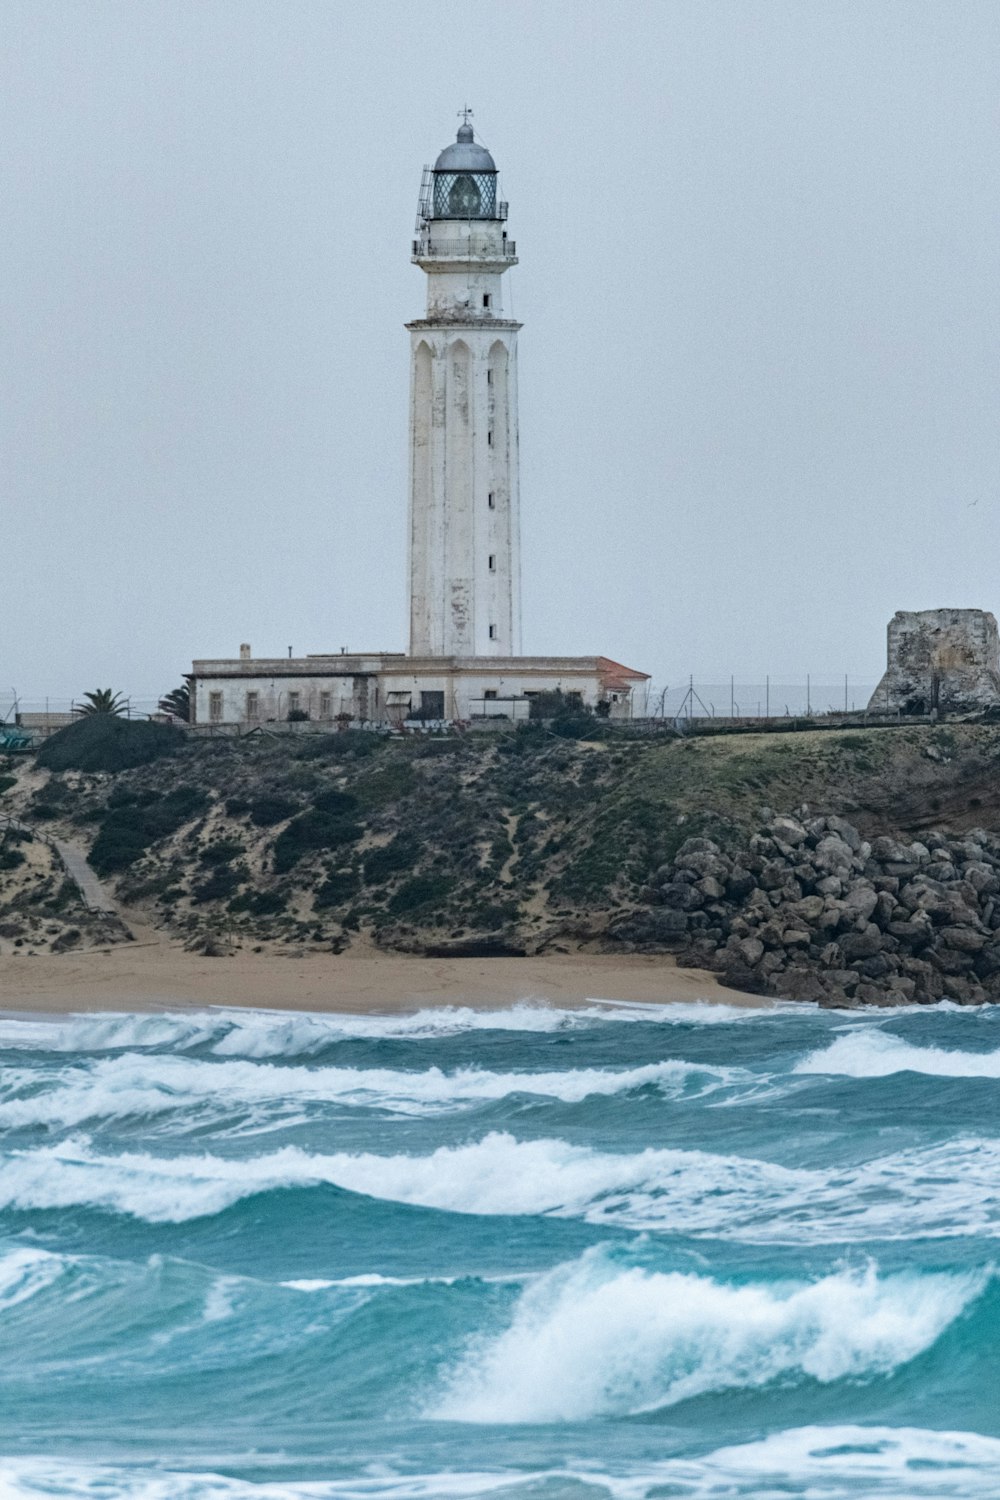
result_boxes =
[2,0,998,706]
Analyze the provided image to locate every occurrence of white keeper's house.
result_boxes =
[189,116,648,727]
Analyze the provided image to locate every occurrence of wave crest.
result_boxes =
[0,1053,737,1130]
[797,1028,1000,1079]
[431,1249,985,1422]
[5,1130,1000,1240]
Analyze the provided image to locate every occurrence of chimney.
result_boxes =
[239,643,251,661]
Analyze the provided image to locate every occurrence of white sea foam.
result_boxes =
[432,1247,983,1421]
[4,1425,1000,1498]
[0,1052,738,1129]
[0,1428,997,1500]
[797,1027,1000,1079]
[0,998,791,1059]
[5,1129,1000,1239]
[281,1271,528,1292]
[0,1245,69,1310]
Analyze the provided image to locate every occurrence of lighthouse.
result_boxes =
[406,117,522,657]
[188,116,649,727]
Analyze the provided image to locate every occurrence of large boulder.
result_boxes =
[813,835,856,874]
[824,816,863,852]
[839,924,883,962]
[769,815,808,846]
[725,867,757,901]
[842,886,879,924]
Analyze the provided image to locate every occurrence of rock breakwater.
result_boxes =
[614,813,1000,1006]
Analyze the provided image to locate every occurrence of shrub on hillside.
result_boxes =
[272,804,362,873]
[36,716,184,774]
[228,888,287,916]
[248,795,300,827]
[313,868,361,909]
[192,864,244,904]
[387,874,454,916]
[364,836,418,885]
[353,761,417,809]
[89,786,210,875]
[199,838,246,865]
[293,731,381,762]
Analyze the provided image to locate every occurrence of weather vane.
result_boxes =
[458,104,474,127]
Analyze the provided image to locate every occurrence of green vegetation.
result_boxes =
[314,868,361,908]
[247,794,300,827]
[37,716,184,774]
[272,798,362,873]
[89,786,209,874]
[199,838,246,865]
[228,887,287,916]
[15,716,1000,957]
[364,836,418,885]
[77,689,128,716]
[192,865,244,904]
[158,685,191,722]
[388,874,455,916]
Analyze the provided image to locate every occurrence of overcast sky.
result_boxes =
[2,0,998,707]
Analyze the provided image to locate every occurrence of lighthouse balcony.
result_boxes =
[412,235,517,266]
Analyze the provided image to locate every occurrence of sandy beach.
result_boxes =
[0,937,761,1015]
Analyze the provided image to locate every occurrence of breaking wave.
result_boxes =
[0,1053,738,1130]
[797,1027,1000,1079]
[431,1247,985,1421]
[0,998,784,1058]
[5,1129,1000,1239]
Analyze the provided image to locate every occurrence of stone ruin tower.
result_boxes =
[868,608,1000,716]
[406,118,522,658]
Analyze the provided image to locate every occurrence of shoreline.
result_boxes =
[0,940,764,1016]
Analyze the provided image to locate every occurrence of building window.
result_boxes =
[245,692,259,721]
[209,692,223,724]
[488,491,496,509]
[488,554,496,571]
[319,691,332,720]
[489,624,497,640]
[288,691,300,714]
[487,429,493,446]
[482,293,491,309]
[484,689,498,700]
[486,368,493,385]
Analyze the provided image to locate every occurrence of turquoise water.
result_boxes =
[2,997,1000,1497]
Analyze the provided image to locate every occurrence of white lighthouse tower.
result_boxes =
[407,116,522,657]
[187,117,651,727]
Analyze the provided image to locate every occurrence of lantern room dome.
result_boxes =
[433,123,496,174]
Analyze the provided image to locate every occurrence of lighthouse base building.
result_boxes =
[189,651,647,728]
[189,119,647,727]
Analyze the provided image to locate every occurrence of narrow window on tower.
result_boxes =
[488,491,496,509]
[486,368,493,384]
[489,624,498,640]
[487,429,493,446]
[488,554,496,572]
[482,293,491,309]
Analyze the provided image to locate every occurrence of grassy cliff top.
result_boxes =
[4,719,999,957]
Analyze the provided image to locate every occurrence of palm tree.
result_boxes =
[77,689,127,716]
[158,685,191,722]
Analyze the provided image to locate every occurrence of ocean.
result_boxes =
[1,997,1000,1498]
